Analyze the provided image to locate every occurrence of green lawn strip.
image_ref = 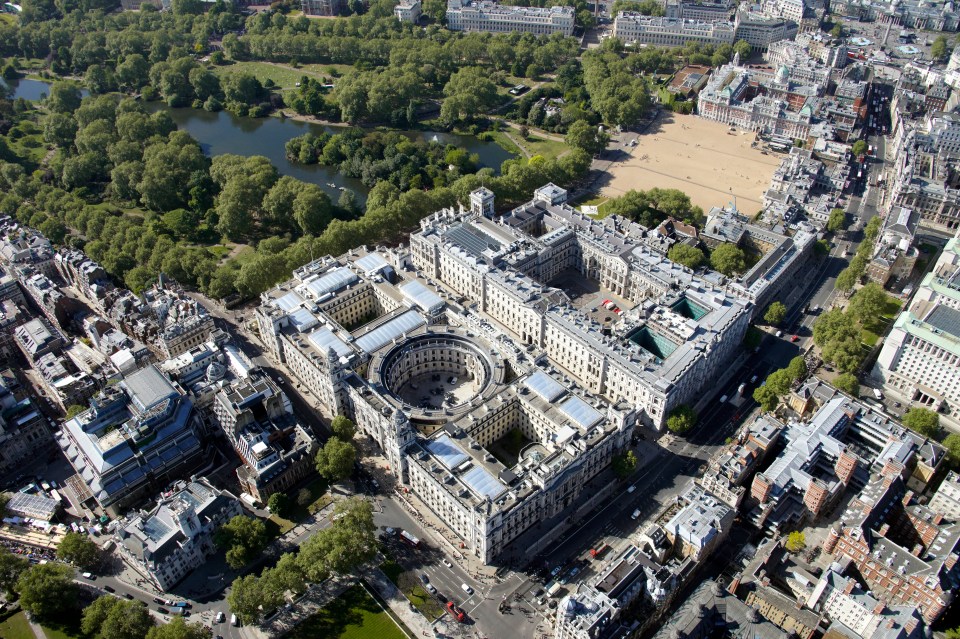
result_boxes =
[268,514,296,535]
[298,476,332,517]
[207,245,233,260]
[488,130,523,157]
[40,619,85,639]
[0,611,34,639]
[382,555,443,622]
[287,583,408,639]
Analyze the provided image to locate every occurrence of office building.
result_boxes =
[446,0,575,35]
[613,13,735,48]
[116,478,242,591]
[257,184,752,562]
[57,365,205,515]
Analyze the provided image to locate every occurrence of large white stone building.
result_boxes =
[613,13,736,48]
[874,231,960,423]
[257,185,751,562]
[446,0,575,35]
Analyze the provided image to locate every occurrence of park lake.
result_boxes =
[3,78,516,204]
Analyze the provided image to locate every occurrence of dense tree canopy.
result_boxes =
[764,301,786,326]
[17,563,77,620]
[709,243,747,276]
[902,407,940,438]
[215,515,269,570]
[666,405,696,434]
[57,531,101,569]
[315,437,356,483]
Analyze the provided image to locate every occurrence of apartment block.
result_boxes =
[823,468,960,624]
[928,471,960,522]
[211,372,317,504]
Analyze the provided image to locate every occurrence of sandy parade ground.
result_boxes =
[600,113,782,214]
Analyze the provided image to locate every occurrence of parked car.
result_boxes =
[215,612,225,623]
[426,584,437,595]
[103,585,115,593]
[631,509,641,520]
[441,558,453,568]
[157,608,169,615]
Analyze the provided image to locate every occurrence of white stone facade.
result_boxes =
[446,0,574,35]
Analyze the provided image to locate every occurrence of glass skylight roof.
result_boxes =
[355,253,390,274]
[275,291,304,313]
[462,465,505,500]
[354,310,426,353]
[304,267,358,299]
[399,280,444,314]
[425,434,469,469]
[289,308,318,333]
[307,327,353,359]
[524,371,566,402]
[559,396,603,429]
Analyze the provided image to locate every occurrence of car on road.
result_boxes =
[123,593,133,600]
[157,608,169,615]
[550,566,562,577]
[441,558,453,568]
[791,335,800,342]
[103,585,115,593]
[461,583,474,595]
[82,572,94,580]
[631,509,641,520]
[154,598,165,604]
[426,584,438,594]
[775,330,783,337]
[420,573,429,584]
[627,485,635,493]
[215,612,225,623]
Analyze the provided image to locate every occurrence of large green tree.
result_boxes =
[764,301,786,326]
[847,282,888,325]
[331,415,356,441]
[57,531,100,569]
[315,437,356,482]
[668,244,705,270]
[565,120,609,155]
[666,405,696,434]
[441,67,500,125]
[902,407,940,438]
[612,450,638,479]
[0,546,28,597]
[82,596,154,639]
[146,618,212,639]
[827,208,846,233]
[833,373,860,397]
[710,243,747,276]
[17,563,77,620]
[215,515,268,570]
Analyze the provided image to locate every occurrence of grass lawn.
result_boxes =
[212,61,324,91]
[287,584,408,639]
[0,611,34,639]
[292,63,354,80]
[41,619,85,639]
[207,244,234,260]
[381,558,443,622]
[519,133,567,160]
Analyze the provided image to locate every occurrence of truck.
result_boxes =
[399,530,421,547]
[590,544,611,560]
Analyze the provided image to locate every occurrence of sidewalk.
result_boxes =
[258,573,358,639]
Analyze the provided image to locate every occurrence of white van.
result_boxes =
[461,583,474,595]
[231,614,239,626]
